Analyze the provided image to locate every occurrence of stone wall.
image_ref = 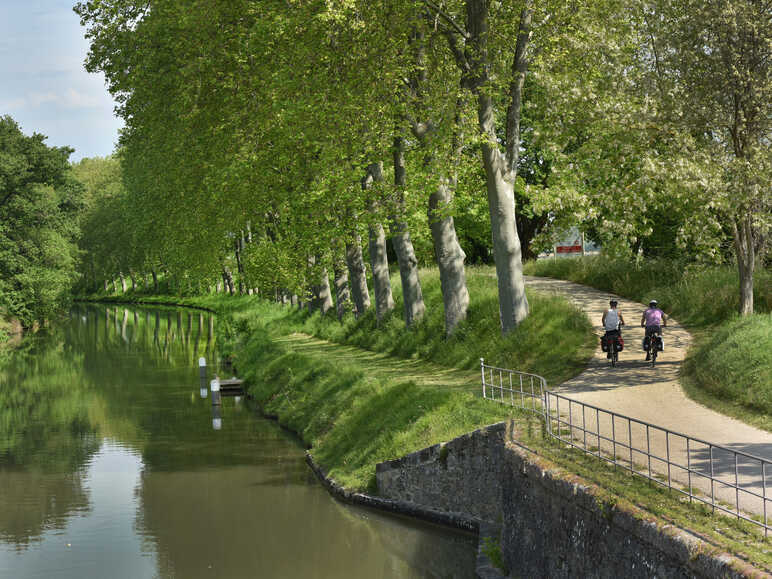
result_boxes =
[376,422,509,524]
[376,421,763,578]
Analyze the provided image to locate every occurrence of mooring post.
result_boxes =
[211,376,221,406]
[199,357,207,398]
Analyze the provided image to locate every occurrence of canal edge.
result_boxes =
[304,451,507,579]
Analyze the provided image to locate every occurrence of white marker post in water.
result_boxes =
[199,357,208,398]
[210,376,221,406]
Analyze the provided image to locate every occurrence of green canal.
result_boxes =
[0,304,476,578]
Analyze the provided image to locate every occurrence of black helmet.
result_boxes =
[649,300,658,307]
[609,299,618,306]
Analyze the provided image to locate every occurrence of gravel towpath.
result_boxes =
[524,276,772,519]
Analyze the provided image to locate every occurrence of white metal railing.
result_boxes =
[480,358,772,536]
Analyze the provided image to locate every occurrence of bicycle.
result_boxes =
[644,331,662,366]
[603,323,624,367]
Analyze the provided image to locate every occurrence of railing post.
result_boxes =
[480,358,486,399]
[763,462,768,537]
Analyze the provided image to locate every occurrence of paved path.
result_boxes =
[524,276,772,519]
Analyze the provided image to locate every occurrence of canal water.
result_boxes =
[0,304,476,578]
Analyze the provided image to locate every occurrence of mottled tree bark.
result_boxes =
[465,0,531,332]
[119,272,127,293]
[390,136,425,327]
[309,268,333,315]
[364,162,394,322]
[345,235,371,317]
[307,256,333,314]
[406,29,470,335]
[234,237,244,295]
[333,253,352,321]
[429,179,470,335]
[733,216,756,315]
[223,267,235,295]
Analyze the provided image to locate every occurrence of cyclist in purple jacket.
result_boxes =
[641,300,667,361]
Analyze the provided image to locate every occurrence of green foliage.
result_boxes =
[481,536,508,575]
[524,256,771,326]
[683,315,772,415]
[0,116,83,326]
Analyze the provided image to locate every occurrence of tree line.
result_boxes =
[7,0,768,331]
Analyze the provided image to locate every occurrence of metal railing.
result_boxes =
[480,358,772,536]
[480,360,547,415]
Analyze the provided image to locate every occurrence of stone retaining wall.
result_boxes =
[377,421,764,578]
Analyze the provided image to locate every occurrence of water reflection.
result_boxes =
[0,304,476,578]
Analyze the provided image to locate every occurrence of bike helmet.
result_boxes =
[649,300,658,307]
[609,299,618,306]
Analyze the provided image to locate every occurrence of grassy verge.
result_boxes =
[80,267,596,387]
[224,304,771,570]
[523,256,771,326]
[681,317,772,431]
[524,256,772,428]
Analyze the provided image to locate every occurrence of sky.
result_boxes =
[0,0,123,161]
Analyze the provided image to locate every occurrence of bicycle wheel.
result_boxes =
[611,347,618,367]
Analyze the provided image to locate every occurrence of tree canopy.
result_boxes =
[0,116,84,327]
[72,0,770,320]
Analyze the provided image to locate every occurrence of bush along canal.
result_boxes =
[0,304,477,578]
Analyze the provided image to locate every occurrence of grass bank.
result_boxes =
[222,305,770,570]
[524,256,772,428]
[81,268,597,484]
[82,267,596,387]
[81,277,771,569]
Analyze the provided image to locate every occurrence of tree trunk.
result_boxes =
[733,216,755,315]
[111,278,117,293]
[405,26,470,335]
[129,273,136,292]
[390,136,425,327]
[234,238,244,295]
[310,268,334,315]
[429,179,470,335]
[333,254,352,321]
[152,269,159,293]
[223,267,235,295]
[480,140,529,332]
[119,272,127,293]
[345,236,371,317]
[364,162,394,322]
[466,0,530,333]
